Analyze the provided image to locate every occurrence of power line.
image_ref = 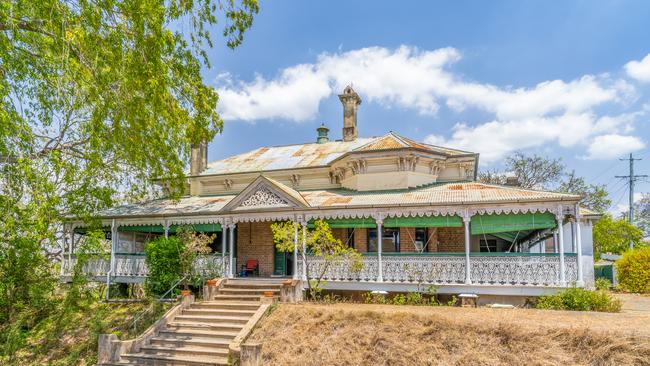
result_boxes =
[615,153,648,249]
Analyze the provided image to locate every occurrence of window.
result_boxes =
[368,228,400,252]
[346,228,355,249]
[480,239,497,252]
[415,228,427,252]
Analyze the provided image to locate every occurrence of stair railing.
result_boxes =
[131,275,187,334]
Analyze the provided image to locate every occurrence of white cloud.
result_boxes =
[625,53,650,82]
[217,46,628,121]
[585,134,645,160]
[216,45,644,163]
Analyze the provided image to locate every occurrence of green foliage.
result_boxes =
[616,247,650,293]
[144,236,184,297]
[0,0,257,327]
[271,220,364,301]
[593,214,644,259]
[361,287,448,307]
[594,278,612,291]
[535,288,621,312]
[478,153,611,212]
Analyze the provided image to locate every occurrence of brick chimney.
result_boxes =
[338,85,361,141]
[190,140,208,176]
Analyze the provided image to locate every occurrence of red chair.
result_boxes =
[241,259,259,277]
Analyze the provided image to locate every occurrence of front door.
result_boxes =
[273,246,286,276]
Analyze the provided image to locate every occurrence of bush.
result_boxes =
[144,236,184,297]
[594,277,612,291]
[535,288,621,312]
[616,247,650,293]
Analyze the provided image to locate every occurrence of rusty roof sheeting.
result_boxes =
[97,183,579,218]
[200,132,474,176]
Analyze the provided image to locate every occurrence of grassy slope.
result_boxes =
[250,304,650,366]
[1,300,169,366]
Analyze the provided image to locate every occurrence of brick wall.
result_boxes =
[236,221,275,277]
[399,227,416,252]
[353,228,368,253]
[427,228,439,252]
[436,227,464,252]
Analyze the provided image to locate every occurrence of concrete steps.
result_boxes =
[103,279,280,365]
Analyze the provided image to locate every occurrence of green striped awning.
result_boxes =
[308,218,376,229]
[383,215,463,228]
[118,223,222,233]
[471,213,556,235]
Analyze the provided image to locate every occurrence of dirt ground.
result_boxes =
[249,296,650,366]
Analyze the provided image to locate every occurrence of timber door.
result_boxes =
[273,246,286,276]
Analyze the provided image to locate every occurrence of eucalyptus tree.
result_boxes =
[0,0,258,322]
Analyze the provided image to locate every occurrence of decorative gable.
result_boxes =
[239,187,289,209]
[220,175,310,212]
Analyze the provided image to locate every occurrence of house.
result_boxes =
[62,86,597,300]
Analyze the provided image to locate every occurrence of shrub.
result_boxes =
[535,288,621,312]
[616,247,650,293]
[594,277,612,291]
[144,236,184,297]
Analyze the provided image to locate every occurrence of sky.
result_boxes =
[199,0,650,215]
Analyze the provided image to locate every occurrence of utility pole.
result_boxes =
[616,153,648,249]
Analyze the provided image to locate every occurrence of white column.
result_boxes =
[221,225,227,277]
[228,224,235,278]
[463,214,472,285]
[376,218,384,282]
[163,220,170,239]
[556,207,566,286]
[575,208,584,287]
[553,231,558,253]
[61,225,69,277]
[293,222,299,280]
[110,219,118,274]
[301,222,307,281]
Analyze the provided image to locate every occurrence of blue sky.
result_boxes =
[201,1,650,214]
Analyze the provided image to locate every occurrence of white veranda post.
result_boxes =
[221,225,227,277]
[556,207,566,286]
[575,207,584,287]
[293,222,299,280]
[377,218,383,282]
[228,224,235,278]
[463,214,472,285]
[301,222,307,281]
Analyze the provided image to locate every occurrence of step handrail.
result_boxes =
[131,275,187,333]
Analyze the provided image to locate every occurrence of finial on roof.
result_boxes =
[316,123,330,144]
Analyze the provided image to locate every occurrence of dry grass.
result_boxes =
[249,304,650,366]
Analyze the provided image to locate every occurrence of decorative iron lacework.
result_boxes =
[63,255,231,278]
[240,187,289,208]
[298,254,577,287]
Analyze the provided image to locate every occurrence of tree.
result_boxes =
[478,152,611,212]
[556,171,611,213]
[271,220,363,300]
[631,193,650,238]
[593,214,644,259]
[505,152,565,190]
[0,0,258,323]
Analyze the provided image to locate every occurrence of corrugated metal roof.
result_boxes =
[98,182,579,218]
[199,132,473,176]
